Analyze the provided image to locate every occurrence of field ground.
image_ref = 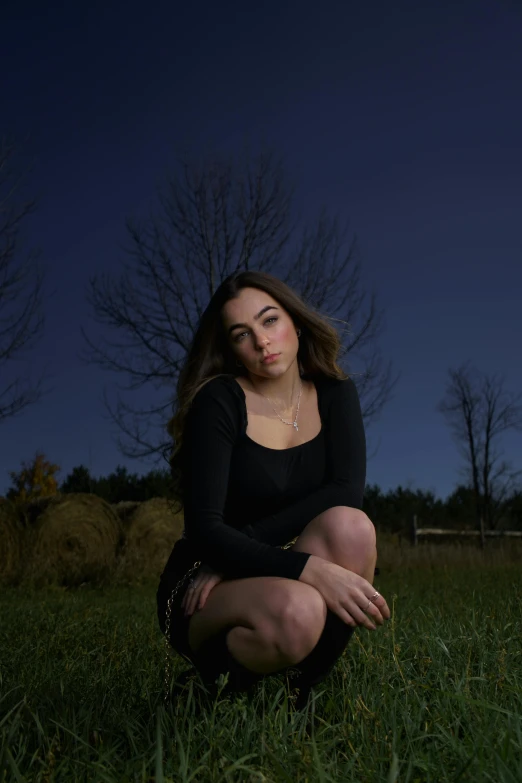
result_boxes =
[1,565,521,782]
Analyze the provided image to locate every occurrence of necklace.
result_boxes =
[256,379,303,431]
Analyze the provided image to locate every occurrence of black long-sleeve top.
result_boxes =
[160,372,366,585]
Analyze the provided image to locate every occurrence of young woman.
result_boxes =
[157,270,390,708]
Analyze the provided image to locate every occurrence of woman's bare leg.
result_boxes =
[292,506,377,583]
[187,577,327,674]
[285,507,378,698]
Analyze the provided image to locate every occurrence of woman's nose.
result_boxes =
[255,332,270,347]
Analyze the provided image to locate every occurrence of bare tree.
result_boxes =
[81,149,397,465]
[438,362,522,531]
[0,138,47,424]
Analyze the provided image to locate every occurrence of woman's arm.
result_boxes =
[181,379,311,580]
[242,378,366,547]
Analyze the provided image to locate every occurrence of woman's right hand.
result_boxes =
[181,564,223,617]
[299,556,390,630]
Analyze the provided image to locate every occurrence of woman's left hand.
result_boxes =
[181,564,224,617]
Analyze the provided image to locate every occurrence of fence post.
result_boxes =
[412,514,418,547]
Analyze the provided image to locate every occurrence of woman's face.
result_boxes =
[221,287,299,378]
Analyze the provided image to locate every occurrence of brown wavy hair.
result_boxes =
[167,270,349,510]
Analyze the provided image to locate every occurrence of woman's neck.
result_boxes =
[244,364,303,409]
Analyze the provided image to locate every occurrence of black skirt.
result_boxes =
[156,559,203,665]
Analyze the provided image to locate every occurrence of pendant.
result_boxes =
[293,422,299,431]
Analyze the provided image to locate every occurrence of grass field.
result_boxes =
[1,565,521,782]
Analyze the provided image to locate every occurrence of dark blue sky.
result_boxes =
[1,0,521,499]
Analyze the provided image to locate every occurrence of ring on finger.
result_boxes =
[370,591,380,602]
[365,597,372,613]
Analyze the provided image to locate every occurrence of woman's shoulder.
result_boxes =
[191,373,244,411]
[314,373,360,413]
[315,372,357,394]
[192,373,242,403]
[189,374,246,427]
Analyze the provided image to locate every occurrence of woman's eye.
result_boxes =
[235,317,278,341]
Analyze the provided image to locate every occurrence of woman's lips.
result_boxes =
[262,354,280,363]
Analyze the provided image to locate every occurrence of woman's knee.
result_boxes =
[310,506,376,560]
[267,584,327,663]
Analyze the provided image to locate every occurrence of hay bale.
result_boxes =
[114,497,185,584]
[0,501,30,586]
[23,493,121,588]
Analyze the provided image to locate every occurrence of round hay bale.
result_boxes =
[114,497,185,584]
[0,501,30,586]
[24,493,121,588]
